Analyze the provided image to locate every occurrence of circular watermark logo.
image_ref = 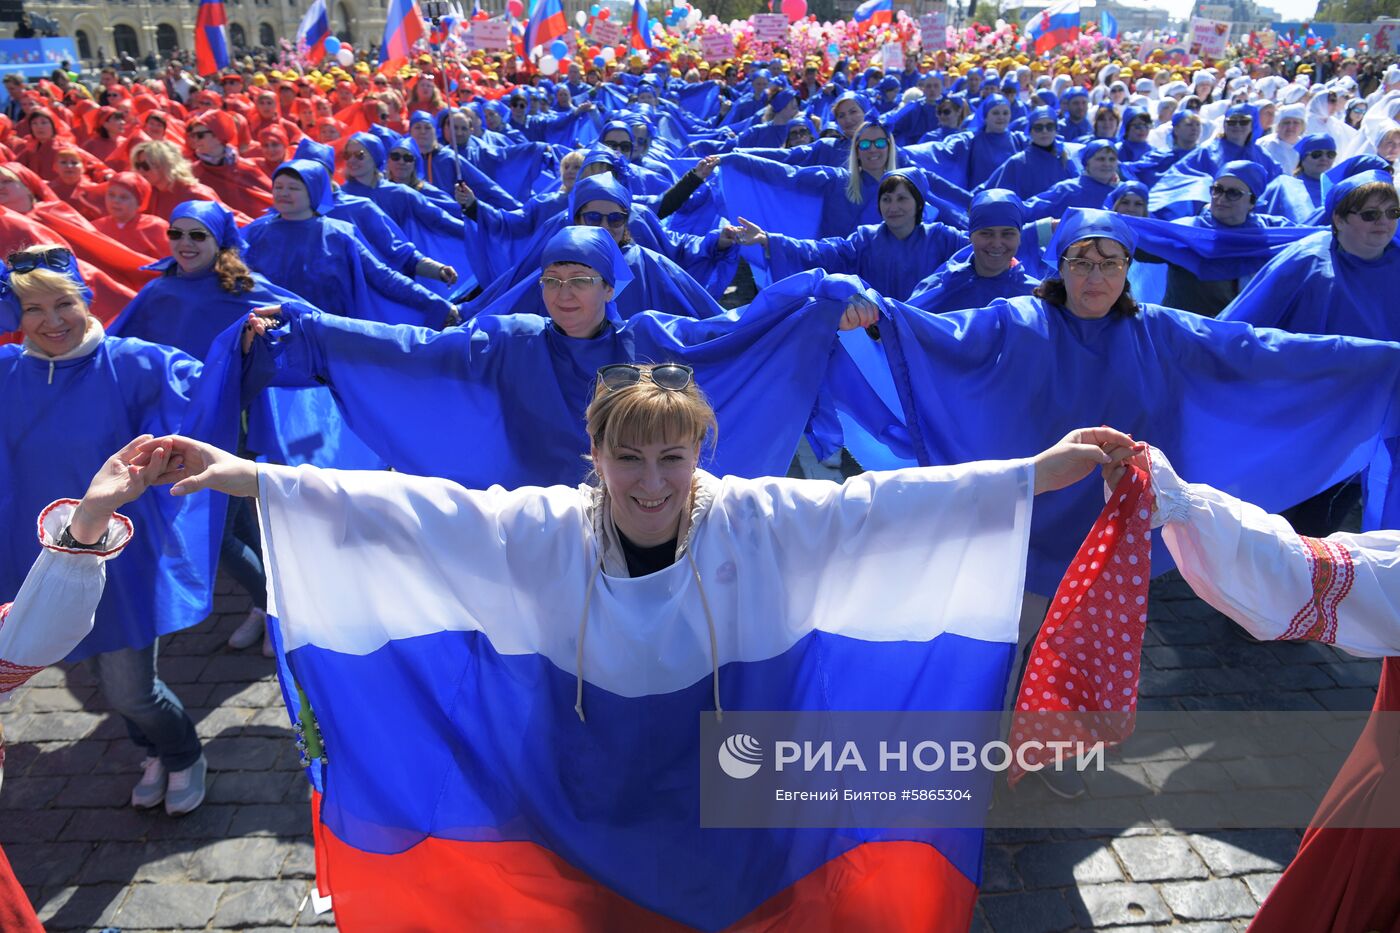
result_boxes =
[718,733,763,780]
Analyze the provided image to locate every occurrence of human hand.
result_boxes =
[241,306,280,354]
[732,216,767,247]
[439,264,458,284]
[693,154,721,179]
[717,225,737,249]
[1032,427,1139,495]
[69,434,172,544]
[133,435,261,499]
[838,293,879,331]
[1103,441,1151,491]
[454,181,476,207]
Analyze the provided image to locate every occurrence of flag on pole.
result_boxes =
[523,0,568,56]
[296,0,332,64]
[629,0,654,49]
[1027,0,1079,54]
[379,0,429,67]
[853,0,894,25]
[1099,9,1119,39]
[194,0,231,76]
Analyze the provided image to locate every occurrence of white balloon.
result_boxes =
[686,8,701,26]
[539,53,560,75]
[575,9,586,26]
[336,47,354,66]
[600,46,616,61]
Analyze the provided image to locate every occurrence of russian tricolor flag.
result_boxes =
[194,0,230,76]
[853,0,894,26]
[523,0,568,57]
[1029,0,1080,55]
[379,0,428,68]
[296,0,332,64]
[258,460,1037,932]
[630,0,654,50]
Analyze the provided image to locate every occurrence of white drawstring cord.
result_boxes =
[574,549,604,722]
[687,549,724,723]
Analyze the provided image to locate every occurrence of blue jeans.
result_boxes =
[220,496,267,611]
[86,641,202,771]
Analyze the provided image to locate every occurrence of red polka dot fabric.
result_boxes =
[1008,462,1154,787]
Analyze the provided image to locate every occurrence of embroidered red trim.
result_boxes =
[1280,535,1354,645]
[0,656,44,696]
[36,499,134,558]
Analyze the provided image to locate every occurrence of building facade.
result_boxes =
[29,0,395,64]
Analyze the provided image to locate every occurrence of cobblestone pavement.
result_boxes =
[2,554,1380,931]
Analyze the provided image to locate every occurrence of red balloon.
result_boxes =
[597,7,610,18]
[780,0,806,22]
[507,0,524,17]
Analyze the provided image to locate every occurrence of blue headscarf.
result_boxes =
[971,93,1010,133]
[1115,105,1150,142]
[1033,89,1059,111]
[1027,105,1058,133]
[293,137,336,174]
[600,120,636,145]
[1224,103,1259,143]
[1322,169,1395,221]
[1061,87,1089,105]
[0,247,91,331]
[579,146,632,183]
[1294,132,1337,156]
[969,188,1025,231]
[539,226,633,298]
[171,200,246,249]
[880,169,926,218]
[350,131,388,173]
[388,135,427,178]
[568,173,632,222]
[271,159,335,215]
[1103,180,1150,210]
[1045,208,1138,275]
[409,109,435,128]
[769,89,797,115]
[1214,160,1267,198]
[1079,138,1116,168]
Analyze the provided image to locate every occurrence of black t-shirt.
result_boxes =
[618,531,679,577]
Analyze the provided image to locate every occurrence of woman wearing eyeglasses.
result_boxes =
[237,225,886,489]
[1223,171,1400,344]
[1022,139,1122,223]
[905,94,1024,191]
[129,141,230,223]
[0,248,235,815]
[183,111,274,220]
[338,133,464,298]
[462,174,728,322]
[243,159,457,329]
[722,120,970,241]
[1256,133,1337,223]
[1148,103,1282,220]
[980,105,1075,201]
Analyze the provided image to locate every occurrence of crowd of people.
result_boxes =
[2,21,1400,931]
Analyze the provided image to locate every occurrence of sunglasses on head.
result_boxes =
[602,139,634,154]
[580,210,628,228]
[1306,149,1338,159]
[857,137,889,151]
[1349,207,1400,222]
[1209,184,1248,201]
[597,362,694,392]
[388,151,415,163]
[7,246,73,273]
[166,228,211,242]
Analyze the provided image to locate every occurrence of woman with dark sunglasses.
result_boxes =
[1224,170,1400,346]
[1255,133,1337,222]
[980,105,1075,201]
[1148,103,1283,220]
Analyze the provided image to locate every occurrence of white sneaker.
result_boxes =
[131,756,167,809]
[228,607,267,650]
[164,755,207,816]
